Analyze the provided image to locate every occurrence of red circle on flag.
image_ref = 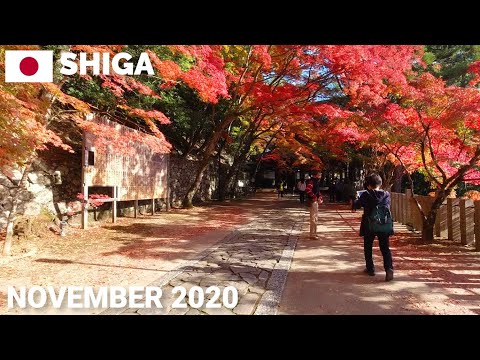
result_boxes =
[19,57,39,76]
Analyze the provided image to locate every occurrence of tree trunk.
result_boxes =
[227,146,251,199]
[422,220,435,242]
[182,155,211,208]
[251,135,276,184]
[218,150,247,201]
[216,139,228,201]
[2,164,31,256]
[230,166,243,198]
[2,200,18,256]
[182,115,235,208]
[218,176,231,201]
[420,190,446,243]
[392,165,404,193]
[229,159,245,198]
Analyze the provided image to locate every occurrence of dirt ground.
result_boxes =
[0,201,251,314]
[279,203,480,315]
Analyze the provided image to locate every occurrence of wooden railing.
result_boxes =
[390,190,480,249]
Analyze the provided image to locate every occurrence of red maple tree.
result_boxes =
[0,44,230,255]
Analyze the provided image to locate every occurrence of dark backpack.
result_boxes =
[368,204,393,234]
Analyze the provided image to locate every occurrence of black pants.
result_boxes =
[299,191,305,203]
[349,196,355,211]
[364,233,393,272]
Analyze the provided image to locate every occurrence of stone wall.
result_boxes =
[0,150,225,233]
[0,147,82,230]
[0,152,223,231]
[169,155,219,207]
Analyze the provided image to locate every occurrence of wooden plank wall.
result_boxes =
[83,116,168,201]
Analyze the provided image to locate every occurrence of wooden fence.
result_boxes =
[391,190,480,249]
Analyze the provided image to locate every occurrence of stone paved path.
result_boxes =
[104,195,304,315]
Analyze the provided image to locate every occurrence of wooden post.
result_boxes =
[397,193,401,221]
[474,201,480,251]
[447,198,453,240]
[448,198,461,242]
[399,193,404,224]
[405,189,413,228]
[134,198,138,218]
[461,199,475,245]
[391,193,396,220]
[392,193,398,222]
[434,198,445,238]
[439,201,448,238]
[460,199,467,245]
[112,186,117,224]
[81,130,88,229]
[399,194,405,224]
[405,193,410,226]
[413,196,422,231]
[398,194,402,224]
[151,198,155,215]
[404,193,408,225]
[82,185,88,229]
[166,154,171,211]
[396,193,401,222]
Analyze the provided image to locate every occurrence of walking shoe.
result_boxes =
[364,268,375,276]
[385,269,394,282]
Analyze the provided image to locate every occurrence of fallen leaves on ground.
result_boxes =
[0,201,251,314]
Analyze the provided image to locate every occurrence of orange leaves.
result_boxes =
[385,153,398,165]
[42,83,91,113]
[219,46,424,173]
[147,51,182,81]
[0,45,227,168]
[463,190,480,200]
[310,103,352,119]
[320,45,422,107]
[148,46,229,104]
[252,45,272,68]
[56,45,230,156]
[178,46,229,104]
[0,52,75,166]
[124,107,171,125]
[358,58,480,186]
[77,117,171,155]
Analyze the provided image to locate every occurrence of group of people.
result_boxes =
[327,179,362,212]
[300,171,394,282]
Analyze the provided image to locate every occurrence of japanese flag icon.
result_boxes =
[5,50,53,83]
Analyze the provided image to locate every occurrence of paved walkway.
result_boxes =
[104,192,480,315]
[279,203,480,315]
[105,193,303,315]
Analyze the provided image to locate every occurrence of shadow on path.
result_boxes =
[279,203,480,315]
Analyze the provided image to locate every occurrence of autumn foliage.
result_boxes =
[2,44,480,244]
[0,45,231,167]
